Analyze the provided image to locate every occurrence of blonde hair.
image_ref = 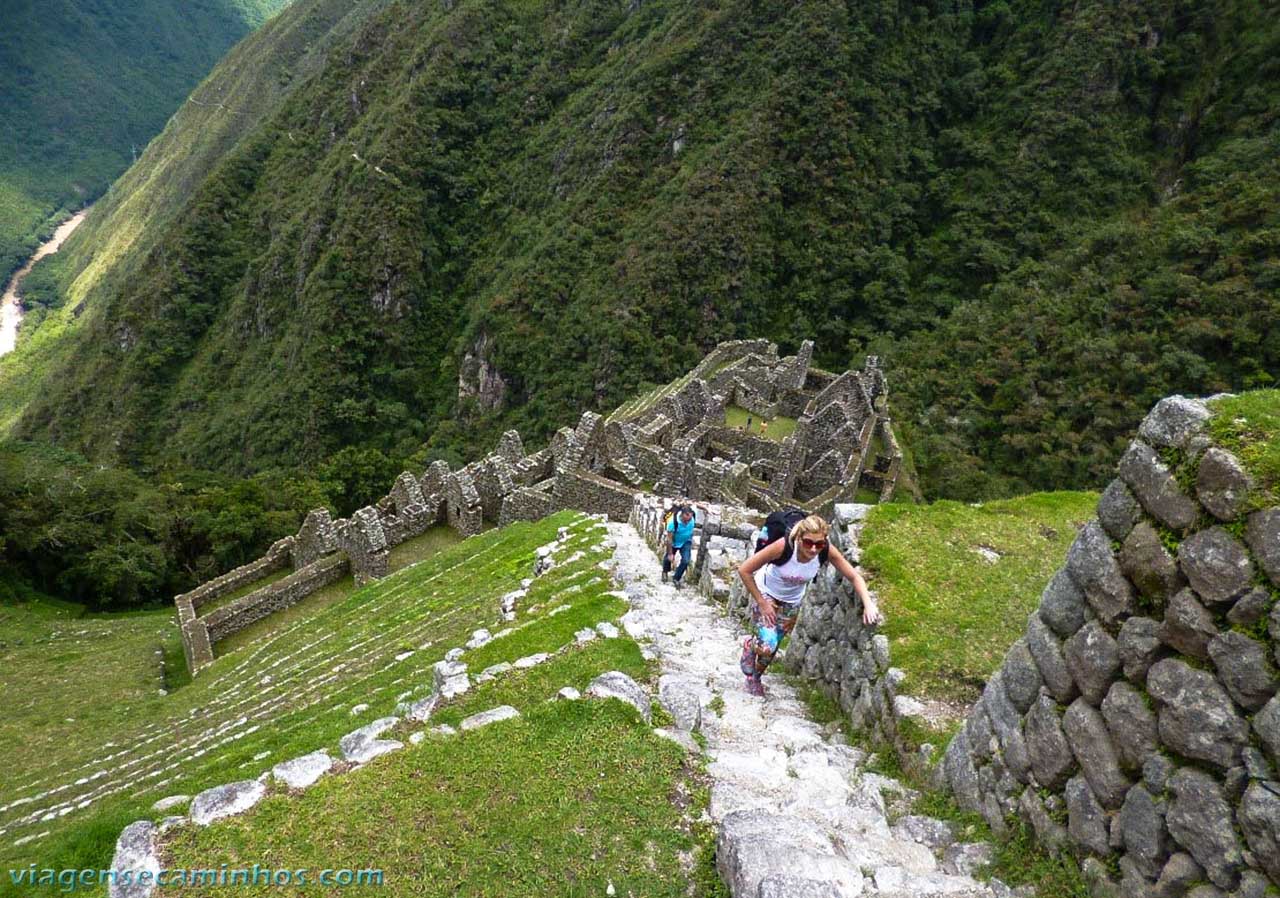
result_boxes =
[789,514,829,544]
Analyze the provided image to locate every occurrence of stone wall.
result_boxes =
[183,538,293,612]
[203,555,350,643]
[937,396,1280,896]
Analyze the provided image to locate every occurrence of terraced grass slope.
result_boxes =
[0,512,693,896]
[858,492,1100,712]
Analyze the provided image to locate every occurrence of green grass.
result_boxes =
[722,406,797,442]
[0,511,619,887]
[859,491,1099,704]
[387,525,464,571]
[1207,389,1280,510]
[212,573,356,657]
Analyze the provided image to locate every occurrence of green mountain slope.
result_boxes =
[14,0,1280,499]
[0,0,291,280]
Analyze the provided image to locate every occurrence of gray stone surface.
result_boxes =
[339,717,404,764]
[407,692,439,722]
[1119,440,1200,531]
[1066,774,1111,856]
[1066,521,1136,624]
[1207,631,1277,711]
[109,821,160,898]
[1147,658,1249,769]
[1119,522,1183,603]
[1256,697,1280,767]
[1142,754,1175,795]
[1000,639,1042,714]
[271,751,334,790]
[1100,681,1159,772]
[944,729,982,814]
[658,675,706,732]
[587,670,652,722]
[1064,620,1121,706]
[1118,616,1162,682]
[1179,528,1255,605]
[1166,768,1244,890]
[1025,695,1074,790]
[982,671,1032,784]
[1226,587,1271,628]
[1159,588,1219,659]
[1246,509,1280,586]
[1238,782,1280,884]
[1138,397,1211,450]
[891,816,956,853]
[1098,479,1143,541]
[1039,569,1087,640]
[1196,448,1253,521]
[941,842,994,877]
[1063,699,1131,809]
[190,780,267,826]
[150,795,190,813]
[1026,613,1078,704]
[755,874,844,898]
[459,705,520,731]
[716,809,864,898]
[1117,784,1167,879]
[1153,852,1204,898]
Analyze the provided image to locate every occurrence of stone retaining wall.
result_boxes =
[937,396,1280,896]
[203,555,351,643]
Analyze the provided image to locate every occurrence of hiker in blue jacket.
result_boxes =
[661,505,698,589]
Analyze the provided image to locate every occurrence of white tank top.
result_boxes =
[759,544,821,604]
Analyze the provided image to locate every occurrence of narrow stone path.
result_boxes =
[607,521,1005,898]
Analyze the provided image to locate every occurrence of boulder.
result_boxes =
[1207,631,1277,711]
[1226,587,1270,628]
[1159,588,1218,659]
[943,730,982,814]
[1153,853,1204,898]
[1196,448,1253,521]
[940,842,994,877]
[1064,620,1121,706]
[1117,616,1162,682]
[1255,697,1280,768]
[1246,509,1280,586]
[1138,397,1211,449]
[108,821,160,898]
[1098,479,1142,541]
[1147,658,1248,769]
[189,780,267,826]
[339,717,404,764]
[716,809,863,898]
[1166,768,1244,890]
[1100,681,1158,772]
[1025,695,1074,790]
[587,671,651,722]
[459,705,520,731]
[1119,522,1182,604]
[1179,528,1254,605]
[271,751,334,790]
[1000,639,1042,714]
[1018,789,1068,853]
[150,795,190,813]
[1117,784,1167,879]
[658,675,707,732]
[1142,754,1176,795]
[1039,569,1087,640]
[1026,613,1078,703]
[1065,775,1111,856]
[1238,781,1280,884]
[1062,699,1131,809]
[1066,521,1136,623]
[1118,441,1200,531]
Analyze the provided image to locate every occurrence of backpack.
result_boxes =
[755,508,830,570]
[662,504,693,531]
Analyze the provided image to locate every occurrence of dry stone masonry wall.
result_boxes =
[177,340,903,674]
[937,396,1280,897]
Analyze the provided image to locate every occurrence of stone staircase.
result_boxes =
[607,521,1024,898]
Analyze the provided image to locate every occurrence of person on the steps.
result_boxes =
[737,514,879,696]
[662,505,697,589]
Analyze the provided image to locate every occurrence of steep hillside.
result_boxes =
[0,0,292,281]
[14,0,1280,499]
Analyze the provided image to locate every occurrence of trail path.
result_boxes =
[607,520,1011,898]
[0,209,89,356]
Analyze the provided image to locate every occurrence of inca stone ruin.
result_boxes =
[177,339,902,673]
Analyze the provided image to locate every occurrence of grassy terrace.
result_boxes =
[0,512,705,897]
[1207,389,1280,508]
[722,405,796,442]
[859,491,1099,714]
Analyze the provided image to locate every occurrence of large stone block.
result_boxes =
[1147,658,1248,769]
[1119,521,1183,604]
[1246,508,1280,587]
[1117,616,1162,682]
[1179,527,1254,605]
[1207,631,1277,712]
[1026,612,1078,703]
[1066,520,1136,623]
[1196,448,1253,521]
[1254,697,1280,768]
[1098,479,1142,541]
[943,730,982,814]
[1001,639,1043,714]
[1166,768,1244,890]
[1100,681,1158,772]
[1063,698,1131,809]
[1039,568,1087,639]
[1117,783,1167,879]
[1239,781,1280,883]
[1064,620,1121,706]
[1025,695,1074,790]
[1138,396,1211,450]
[1118,441,1200,531]
[1158,588,1218,659]
[1065,774,1111,856]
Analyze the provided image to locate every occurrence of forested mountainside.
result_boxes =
[0,0,292,281]
[13,0,1279,500]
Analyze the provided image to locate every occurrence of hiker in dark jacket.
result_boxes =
[736,514,879,696]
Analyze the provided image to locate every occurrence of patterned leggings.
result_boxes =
[739,598,801,679]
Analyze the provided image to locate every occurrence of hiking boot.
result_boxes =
[673,578,683,590]
[661,569,669,583]
[745,676,765,697]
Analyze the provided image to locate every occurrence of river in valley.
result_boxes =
[0,210,90,356]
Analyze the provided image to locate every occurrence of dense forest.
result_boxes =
[0,0,290,280]
[1,0,1277,609]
